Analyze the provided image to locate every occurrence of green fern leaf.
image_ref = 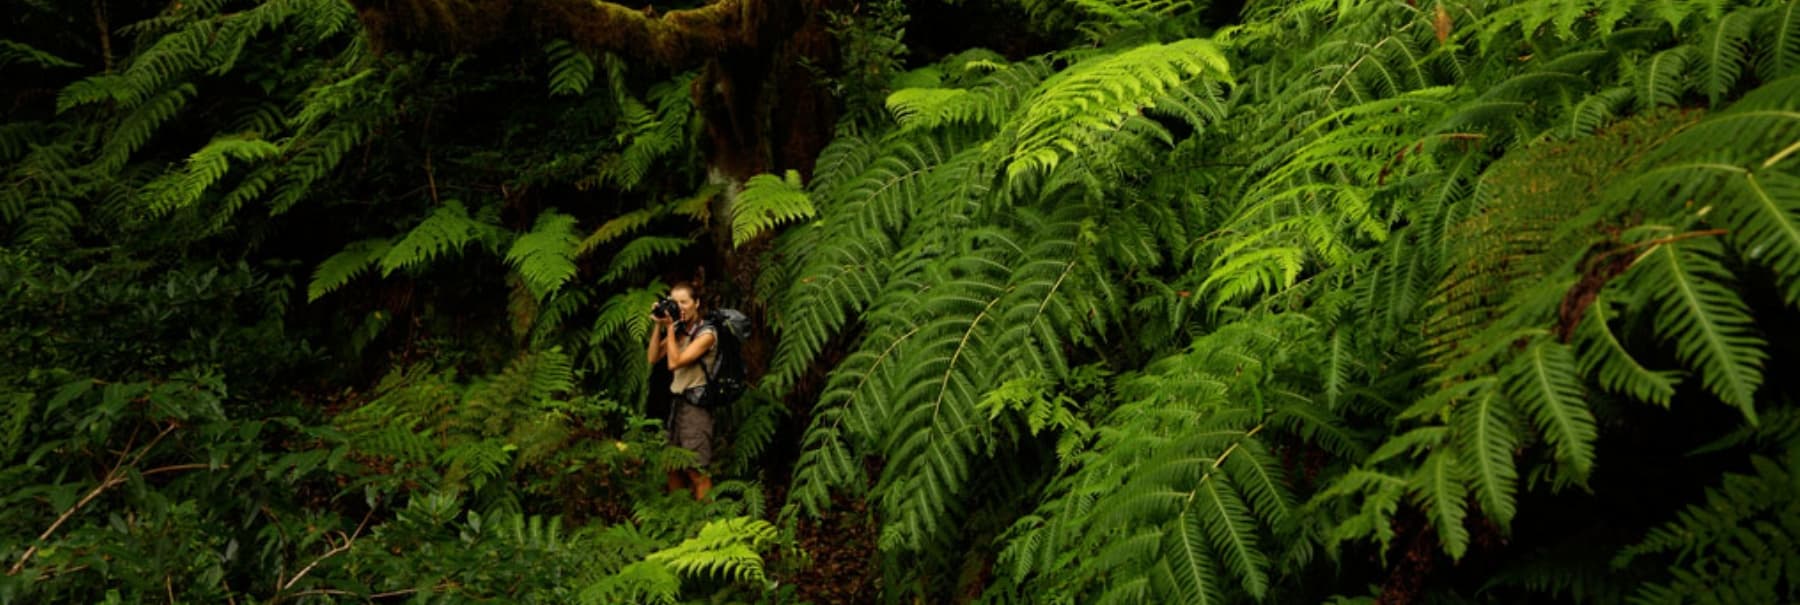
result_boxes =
[1719,171,1800,305]
[1627,237,1766,421]
[732,170,815,248]
[1764,1,1800,80]
[1701,10,1753,106]
[1574,293,1681,406]
[1453,377,1519,526]
[148,135,279,214]
[309,238,392,302]
[601,236,690,283]
[505,210,580,300]
[1411,450,1471,559]
[1005,39,1230,179]
[545,39,595,96]
[0,39,79,70]
[380,200,492,277]
[1502,339,1597,480]
[1167,507,1224,605]
[1635,46,1696,112]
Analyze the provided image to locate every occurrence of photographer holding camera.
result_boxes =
[645,282,716,500]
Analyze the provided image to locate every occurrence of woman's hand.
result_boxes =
[650,303,674,326]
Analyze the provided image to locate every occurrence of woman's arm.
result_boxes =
[663,325,717,370]
[647,314,669,365]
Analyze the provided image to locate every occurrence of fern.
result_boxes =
[1501,338,1597,482]
[0,39,79,70]
[145,135,280,214]
[379,200,498,277]
[545,40,596,96]
[506,210,581,300]
[1615,448,1800,604]
[308,238,392,301]
[1622,236,1767,421]
[1452,377,1521,526]
[1574,293,1682,406]
[600,236,690,283]
[731,170,815,248]
[1002,39,1230,179]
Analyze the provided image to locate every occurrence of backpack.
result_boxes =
[695,309,751,408]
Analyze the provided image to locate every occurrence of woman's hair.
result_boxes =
[670,281,703,307]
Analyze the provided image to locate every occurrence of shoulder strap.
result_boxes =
[697,319,719,381]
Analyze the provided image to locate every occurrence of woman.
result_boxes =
[646,282,716,501]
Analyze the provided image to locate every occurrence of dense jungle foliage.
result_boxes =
[5,0,1800,602]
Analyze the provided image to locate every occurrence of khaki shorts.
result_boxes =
[667,396,714,467]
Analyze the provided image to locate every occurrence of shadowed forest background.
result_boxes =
[4,0,1800,602]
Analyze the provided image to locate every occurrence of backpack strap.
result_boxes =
[696,318,720,383]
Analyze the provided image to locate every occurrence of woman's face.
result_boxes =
[672,288,700,323]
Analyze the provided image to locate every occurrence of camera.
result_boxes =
[652,297,681,322]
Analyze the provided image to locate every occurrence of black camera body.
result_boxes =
[652,297,681,322]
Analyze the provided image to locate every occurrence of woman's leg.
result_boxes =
[688,469,712,501]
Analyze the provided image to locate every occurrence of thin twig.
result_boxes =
[275,504,378,599]
[7,422,179,576]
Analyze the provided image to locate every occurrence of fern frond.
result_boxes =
[1633,45,1697,112]
[146,134,280,214]
[1624,237,1766,421]
[600,236,690,283]
[95,84,195,174]
[732,170,815,248]
[308,239,392,302]
[380,200,497,277]
[1763,1,1800,80]
[505,210,581,300]
[1616,450,1800,604]
[1574,293,1681,406]
[0,39,79,70]
[1004,39,1230,179]
[645,517,778,585]
[545,39,596,96]
[1700,10,1753,106]
[1411,450,1472,559]
[1453,377,1520,526]
[1501,338,1597,482]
